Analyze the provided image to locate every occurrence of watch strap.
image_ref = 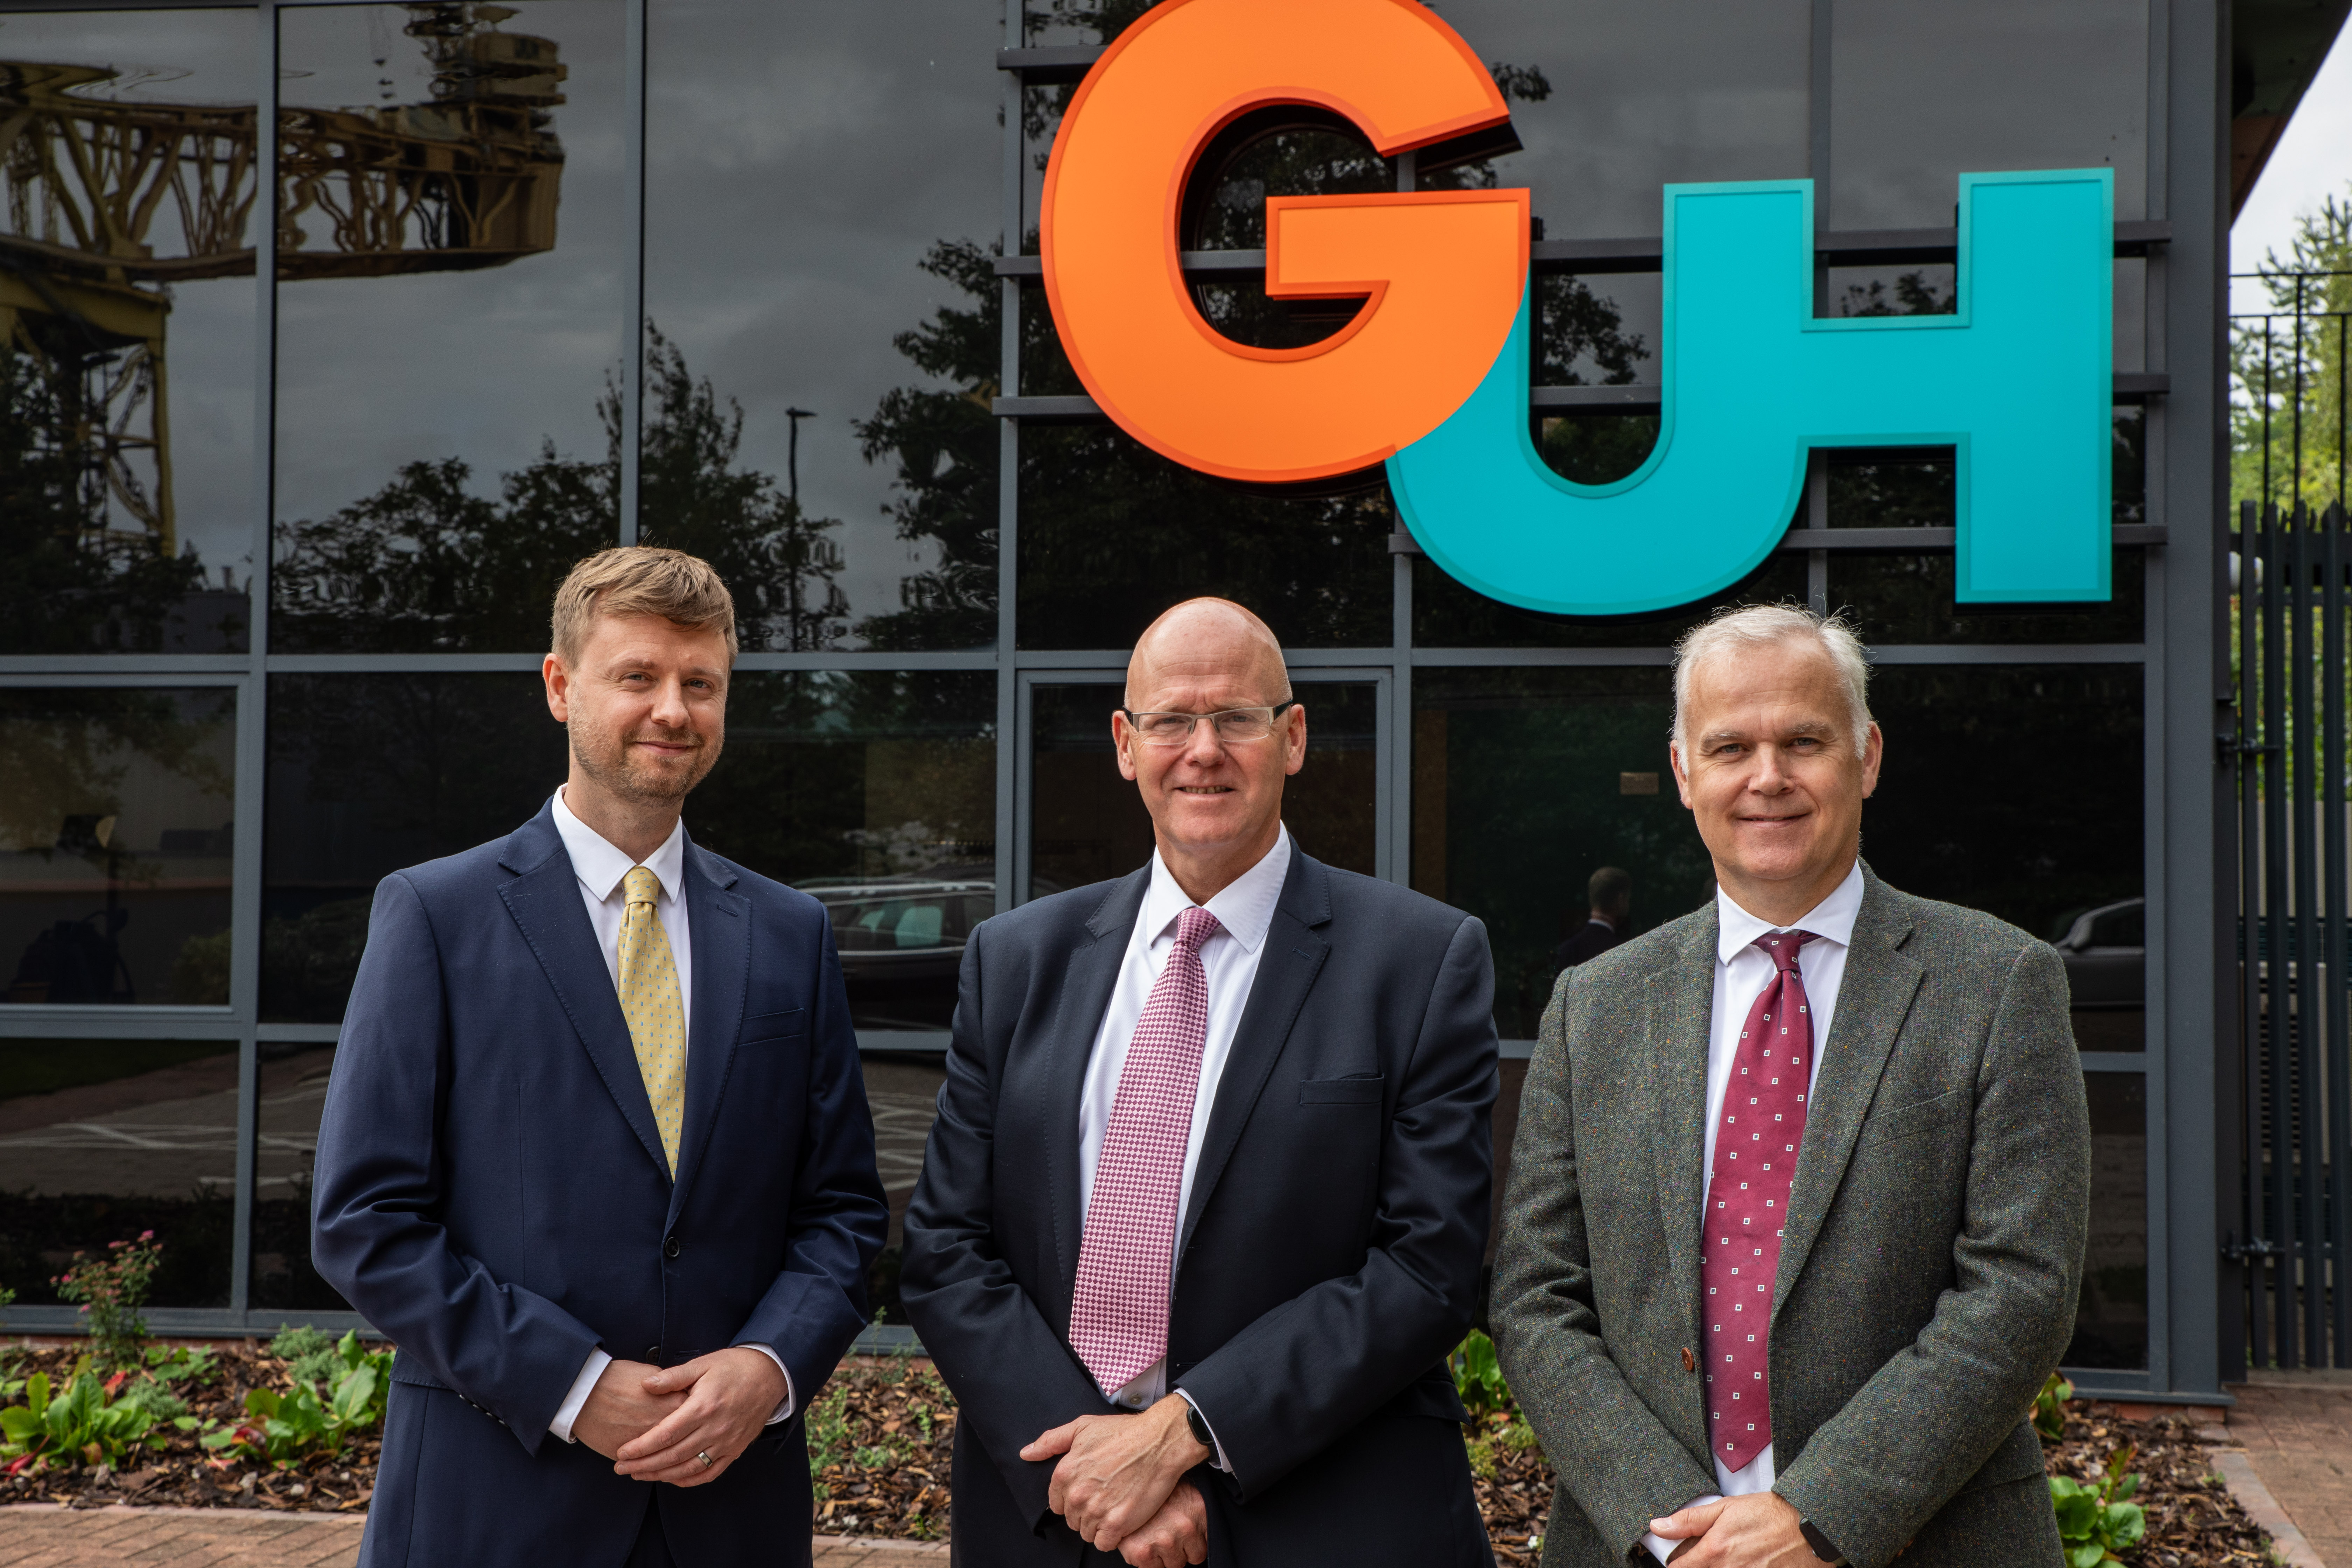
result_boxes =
[1184,1399,1213,1451]
[1798,1518,1845,1564]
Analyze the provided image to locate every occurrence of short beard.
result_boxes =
[570,718,718,805]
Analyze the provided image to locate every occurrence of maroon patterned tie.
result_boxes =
[1069,906,1222,1393]
[1702,930,1819,1471]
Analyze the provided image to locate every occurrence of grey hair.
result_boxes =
[1669,603,1874,757]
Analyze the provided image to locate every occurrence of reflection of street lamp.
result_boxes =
[785,406,814,505]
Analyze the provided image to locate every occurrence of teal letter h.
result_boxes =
[1387,171,2115,616]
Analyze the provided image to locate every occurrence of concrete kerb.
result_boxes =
[2198,1438,2329,1567]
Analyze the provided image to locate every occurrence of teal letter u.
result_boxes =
[1386,171,2115,616]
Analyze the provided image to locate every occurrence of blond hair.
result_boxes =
[1670,602,1872,755]
[550,546,738,665]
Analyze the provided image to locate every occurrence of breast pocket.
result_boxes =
[1298,1075,1385,1106]
[1852,1085,1969,1150]
[740,1007,807,1047]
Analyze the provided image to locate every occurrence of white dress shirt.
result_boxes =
[543,788,793,1443]
[1643,860,1864,1564]
[1076,825,1293,1462]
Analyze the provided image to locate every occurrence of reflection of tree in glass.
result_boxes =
[0,349,221,654]
[273,327,853,652]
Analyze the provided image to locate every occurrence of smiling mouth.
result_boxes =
[1175,785,1233,795]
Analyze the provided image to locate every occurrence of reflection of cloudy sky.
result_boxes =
[0,10,256,577]
[273,0,627,532]
[643,0,1001,636]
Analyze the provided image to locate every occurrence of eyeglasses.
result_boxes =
[1119,702,1296,746]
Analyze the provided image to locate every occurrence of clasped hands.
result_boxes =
[574,1348,786,1488]
[1650,1491,1822,1568]
[1020,1395,1213,1567]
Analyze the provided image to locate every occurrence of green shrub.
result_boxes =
[0,1366,165,1470]
[205,1329,392,1467]
[52,1234,162,1371]
[2050,1443,2146,1566]
[2034,1371,2076,1441]
[1451,1330,1511,1422]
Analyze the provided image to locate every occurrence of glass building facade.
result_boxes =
[0,0,2247,1399]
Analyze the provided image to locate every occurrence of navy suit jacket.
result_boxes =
[901,849,1500,1566]
[311,802,888,1567]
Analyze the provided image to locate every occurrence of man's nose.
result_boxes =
[1750,744,1793,790]
[1179,720,1227,766]
[649,678,691,725]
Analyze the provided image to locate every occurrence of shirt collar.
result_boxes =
[1139,825,1293,956]
[551,787,688,903]
[1715,858,1865,965]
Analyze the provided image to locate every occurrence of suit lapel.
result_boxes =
[1773,871,1923,1320]
[1178,852,1331,1262]
[669,841,747,1224]
[1651,905,1718,1338]
[496,808,670,1182]
[1043,868,1148,1315]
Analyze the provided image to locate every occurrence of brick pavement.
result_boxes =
[0,1508,950,1566]
[2224,1371,2352,1568]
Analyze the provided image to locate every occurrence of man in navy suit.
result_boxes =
[312,547,888,1567]
[903,599,1500,1566]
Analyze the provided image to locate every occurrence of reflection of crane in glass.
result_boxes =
[0,1,568,559]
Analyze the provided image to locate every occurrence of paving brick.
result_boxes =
[2226,1376,2352,1568]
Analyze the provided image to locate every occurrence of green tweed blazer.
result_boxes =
[1492,866,2090,1568]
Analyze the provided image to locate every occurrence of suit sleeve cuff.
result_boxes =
[744,1343,797,1423]
[1640,1493,1723,1563]
[1173,1388,1231,1473]
[549,1348,611,1443]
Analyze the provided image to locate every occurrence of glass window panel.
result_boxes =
[2069,1070,2148,1368]
[642,1,1002,652]
[1414,541,1806,648]
[271,1,625,652]
[1020,426,1393,650]
[1829,551,2144,643]
[1828,410,2148,530]
[0,9,255,653]
[1023,0,1159,48]
[685,672,997,1033]
[1539,274,1659,388]
[1863,666,2143,1018]
[251,1040,345,1312]
[1418,0,1809,241]
[1830,0,2148,229]
[2,690,237,1007]
[862,1050,947,1323]
[264,674,568,1022]
[1031,680,1378,899]
[1411,667,1701,1038]
[0,1039,237,1308]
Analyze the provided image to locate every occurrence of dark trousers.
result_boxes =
[626,1494,676,1568]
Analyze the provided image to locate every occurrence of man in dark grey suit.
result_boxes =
[1494,604,2090,1568]
[903,598,1499,1566]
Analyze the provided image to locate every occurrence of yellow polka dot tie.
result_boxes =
[618,865,685,1176]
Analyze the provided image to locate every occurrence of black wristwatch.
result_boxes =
[1798,1518,1846,1564]
[1183,1399,1214,1451]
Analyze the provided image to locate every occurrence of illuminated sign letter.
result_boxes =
[1041,0,1528,484]
[1388,172,2116,612]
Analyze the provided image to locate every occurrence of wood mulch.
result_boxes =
[0,1342,378,1513]
[0,1342,2278,1566]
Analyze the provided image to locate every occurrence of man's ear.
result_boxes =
[1113,710,1140,783]
[544,653,571,723]
[1669,741,1696,809]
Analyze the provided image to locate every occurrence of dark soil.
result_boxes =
[0,1344,2279,1567]
[0,1342,378,1512]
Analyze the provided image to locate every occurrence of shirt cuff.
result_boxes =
[1172,1388,1231,1473]
[550,1348,612,1443]
[741,1343,797,1424]
[1642,1494,1723,1564]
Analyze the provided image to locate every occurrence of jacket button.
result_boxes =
[664,1236,681,1259]
[646,1345,660,1361]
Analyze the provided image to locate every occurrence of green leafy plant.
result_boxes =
[2050,1443,2147,1566]
[0,1365,164,1471]
[51,1232,162,1370]
[2035,1371,2076,1441]
[204,1329,392,1466]
[144,1343,217,1386]
[267,1324,339,1387]
[805,1382,855,1496]
[1451,1330,1512,1422]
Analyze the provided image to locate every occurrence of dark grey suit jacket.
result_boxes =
[1493,867,2090,1568]
[902,848,1500,1566]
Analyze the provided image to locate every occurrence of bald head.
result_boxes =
[1125,598,1292,710]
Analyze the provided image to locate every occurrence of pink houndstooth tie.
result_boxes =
[1069,905,1222,1393]
[1702,930,1818,1471]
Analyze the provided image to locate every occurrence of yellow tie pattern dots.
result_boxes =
[618,864,686,1176]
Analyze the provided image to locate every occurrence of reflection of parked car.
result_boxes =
[2051,898,2144,1051]
[802,874,996,1032]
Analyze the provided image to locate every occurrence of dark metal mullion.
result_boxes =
[617,0,647,546]
[2263,502,2296,1363]
[2241,500,2269,1371]
[2294,509,2324,1363]
[2326,501,2350,1364]
[994,0,1023,913]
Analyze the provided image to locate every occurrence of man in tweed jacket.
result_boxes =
[1493,605,2090,1568]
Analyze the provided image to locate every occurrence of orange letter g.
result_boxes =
[1041,0,1528,485]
